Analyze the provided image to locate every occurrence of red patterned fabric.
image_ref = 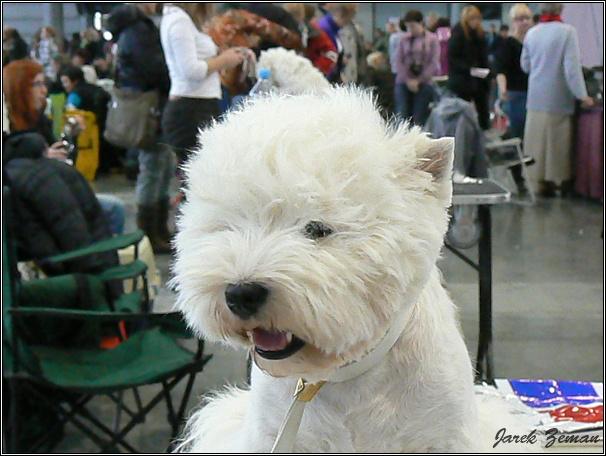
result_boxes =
[305,22,338,76]
[205,9,302,95]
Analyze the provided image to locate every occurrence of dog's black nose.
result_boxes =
[225,282,269,319]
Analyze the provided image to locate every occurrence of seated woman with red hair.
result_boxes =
[2,59,123,275]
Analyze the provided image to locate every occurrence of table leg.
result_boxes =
[475,204,495,385]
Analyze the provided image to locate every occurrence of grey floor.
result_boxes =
[53,169,603,453]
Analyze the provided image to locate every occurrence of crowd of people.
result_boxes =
[2,4,599,452]
[370,3,595,197]
[2,2,598,267]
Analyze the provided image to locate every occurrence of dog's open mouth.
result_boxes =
[249,328,306,360]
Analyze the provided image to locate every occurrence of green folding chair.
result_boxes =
[40,228,153,315]
[3,188,212,453]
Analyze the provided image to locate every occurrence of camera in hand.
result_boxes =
[409,62,423,76]
[61,116,83,165]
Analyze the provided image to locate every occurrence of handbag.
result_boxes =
[104,87,160,150]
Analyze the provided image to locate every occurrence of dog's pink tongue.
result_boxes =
[252,328,289,351]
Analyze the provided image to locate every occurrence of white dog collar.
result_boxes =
[271,303,416,453]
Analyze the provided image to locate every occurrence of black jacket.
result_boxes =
[447,23,491,99]
[3,131,119,276]
[495,37,528,93]
[106,4,170,94]
[2,35,29,66]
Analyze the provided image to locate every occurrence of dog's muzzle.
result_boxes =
[225,282,269,319]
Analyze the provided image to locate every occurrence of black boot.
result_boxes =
[539,181,557,198]
[137,205,172,254]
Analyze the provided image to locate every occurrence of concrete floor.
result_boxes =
[52,170,603,453]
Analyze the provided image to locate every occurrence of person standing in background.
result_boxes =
[494,3,535,196]
[521,2,594,197]
[316,3,357,84]
[447,5,492,130]
[426,12,440,33]
[394,10,440,126]
[80,28,105,63]
[495,3,534,140]
[283,3,338,77]
[434,17,451,77]
[371,27,389,55]
[338,4,368,85]
[488,24,509,73]
[386,20,404,78]
[160,3,251,169]
[36,26,59,80]
[3,26,30,66]
[107,2,174,253]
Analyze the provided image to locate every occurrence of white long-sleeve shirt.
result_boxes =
[521,21,588,115]
[160,5,221,99]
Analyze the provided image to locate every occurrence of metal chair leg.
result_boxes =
[515,141,536,205]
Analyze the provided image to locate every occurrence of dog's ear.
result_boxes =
[416,137,454,202]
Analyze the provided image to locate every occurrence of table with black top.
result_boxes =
[448,179,511,385]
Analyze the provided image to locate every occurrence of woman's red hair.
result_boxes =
[3,59,44,131]
[461,5,484,40]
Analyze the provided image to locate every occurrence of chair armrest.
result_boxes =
[43,230,145,264]
[95,259,148,282]
[10,307,143,321]
[154,312,196,338]
[10,307,190,329]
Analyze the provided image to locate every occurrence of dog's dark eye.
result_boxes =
[304,221,333,239]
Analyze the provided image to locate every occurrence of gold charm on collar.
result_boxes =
[295,379,326,402]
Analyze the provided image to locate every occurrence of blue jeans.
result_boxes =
[395,82,437,126]
[136,144,176,206]
[502,91,527,139]
[97,194,126,235]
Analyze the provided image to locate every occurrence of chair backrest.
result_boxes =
[3,185,37,373]
[2,186,115,353]
[3,186,20,343]
[17,274,109,348]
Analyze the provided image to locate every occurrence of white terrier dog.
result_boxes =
[257,47,331,95]
[172,87,540,453]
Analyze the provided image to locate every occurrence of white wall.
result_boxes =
[2,2,86,46]
[5,2,602,69]
[562,2,604,68]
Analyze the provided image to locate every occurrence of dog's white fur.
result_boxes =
[172,87,540,452]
